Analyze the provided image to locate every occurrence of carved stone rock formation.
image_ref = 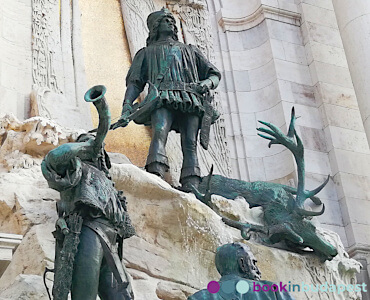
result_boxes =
[0,161,361,300]
[0,117,362,300]
[0,274,49,300]
[0,114,83,171]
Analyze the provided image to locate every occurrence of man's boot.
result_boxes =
[180,175,200,193]
[146,162,167,179]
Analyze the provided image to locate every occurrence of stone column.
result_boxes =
[332,1,370,145]
[300,1,370,297]
[213,0,303,182]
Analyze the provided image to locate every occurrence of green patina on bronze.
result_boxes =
[194,108,338,262]
[111,8,221,192]
[42,85,134,300]
[188,242,295,299]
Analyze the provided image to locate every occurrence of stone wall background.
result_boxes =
[79,0,152,167]
[0,0,32,120]
[29,0,92,130]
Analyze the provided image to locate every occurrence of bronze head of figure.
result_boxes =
[188,243,295,299]
[146,8,179,45]
[215,242,261,280]
[75,133,111,175]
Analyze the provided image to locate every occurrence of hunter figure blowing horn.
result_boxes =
[42,85,135,300]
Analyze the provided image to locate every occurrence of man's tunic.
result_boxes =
[126,40,221,130]
[42,156,126,229]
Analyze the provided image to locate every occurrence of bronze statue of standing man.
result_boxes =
[112,8,221,192]
[42,86,135,300]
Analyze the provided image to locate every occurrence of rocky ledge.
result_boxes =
[0,162,361,300]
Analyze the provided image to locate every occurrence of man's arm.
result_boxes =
[190,44,221,93]
[45,140,93,176]
[121,84,142,117]
[196,75,220,94]
[111,84,143,129]
[112,47,147,130]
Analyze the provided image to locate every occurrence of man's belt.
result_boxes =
[159,81,203,98]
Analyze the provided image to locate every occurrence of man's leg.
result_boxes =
[98,257,133,300]
[179,114,201,191]
[145,107,174,178]
[71,226,104,300]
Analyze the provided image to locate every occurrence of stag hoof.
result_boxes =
[241,227,252,240]
[177,183,212,207]
[261,237,273,245]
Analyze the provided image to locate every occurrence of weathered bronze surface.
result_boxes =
[194,108,338,261]
[112,8,221,191]
[188,242,295,299]
[42,85,134,300]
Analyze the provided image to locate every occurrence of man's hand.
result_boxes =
[111,104,132,130]
[111,114,130,130]
[195,79,213,94]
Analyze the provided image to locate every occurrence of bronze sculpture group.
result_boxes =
[41,8,337,300]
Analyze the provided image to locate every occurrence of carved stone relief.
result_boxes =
[31,0,91,130]
[168,0,207,9]
[169,1,231,178]
[31,0,62,115]
[120,0,156,55]
[170,1,213,59]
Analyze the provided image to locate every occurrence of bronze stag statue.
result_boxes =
[193,108,338,261]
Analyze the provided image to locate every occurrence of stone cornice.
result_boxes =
[0,233,22,249]
[347,244,370,260]
[217,4,301,32]
[167,0,206,9]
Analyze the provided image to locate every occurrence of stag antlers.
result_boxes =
[257,107,329,216]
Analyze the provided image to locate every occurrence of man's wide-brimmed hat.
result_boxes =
[147,8,174,32]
